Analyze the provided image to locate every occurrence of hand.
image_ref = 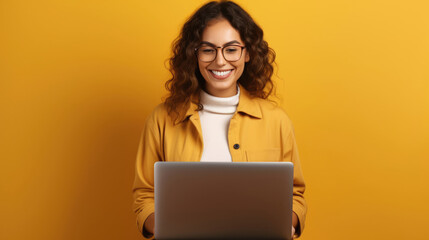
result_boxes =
[144,213,155,235]
[291,225,296,239]
[291,212,298,239]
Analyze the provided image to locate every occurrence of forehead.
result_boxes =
[201,18,243,45]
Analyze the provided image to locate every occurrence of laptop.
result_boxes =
[154,162,294,240]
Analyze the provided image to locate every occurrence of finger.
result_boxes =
[291,226,295,239]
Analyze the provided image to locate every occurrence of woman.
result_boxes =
[133,1,307,239]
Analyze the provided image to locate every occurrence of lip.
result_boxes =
[209,69,233,80]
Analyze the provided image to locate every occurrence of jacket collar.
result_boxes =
[236,86,262,119]
[175,85,262,125]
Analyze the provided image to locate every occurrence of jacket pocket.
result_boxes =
[245,148,281,162]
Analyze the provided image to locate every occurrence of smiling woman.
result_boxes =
[132,1,307,239]
[163,0,276,121]
[196,18,249,97]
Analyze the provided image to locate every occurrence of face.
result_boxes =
[197,18,249,97]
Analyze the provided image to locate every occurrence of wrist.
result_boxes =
[143,213,155,237]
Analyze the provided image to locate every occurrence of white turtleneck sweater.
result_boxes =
[199,87,240,162]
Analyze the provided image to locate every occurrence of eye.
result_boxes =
[200,47,215,54]
[225,46,239,53]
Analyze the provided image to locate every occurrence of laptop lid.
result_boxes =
[154,162,294,240]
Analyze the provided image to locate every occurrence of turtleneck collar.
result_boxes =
[200,86,240,114]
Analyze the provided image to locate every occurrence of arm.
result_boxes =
[132,111,163,239]
[282,119,307,238]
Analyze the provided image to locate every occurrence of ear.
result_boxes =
[245,51,250,62]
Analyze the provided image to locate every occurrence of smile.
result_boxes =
[209,70,233,79]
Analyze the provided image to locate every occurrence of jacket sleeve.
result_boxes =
[132,112,162,239]
[283,120,307,237]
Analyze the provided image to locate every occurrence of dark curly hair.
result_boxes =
[165,0,276,121]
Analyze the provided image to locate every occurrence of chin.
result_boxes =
[206,81,237,96]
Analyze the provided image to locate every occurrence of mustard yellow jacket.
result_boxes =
[133,88,307,239]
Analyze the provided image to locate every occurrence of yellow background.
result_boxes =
[1,0,428,239]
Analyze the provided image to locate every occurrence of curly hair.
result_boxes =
[165,0,276,121]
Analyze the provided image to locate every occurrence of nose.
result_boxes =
[214,47,226,66]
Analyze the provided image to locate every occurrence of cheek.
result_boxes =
[198,61,208,72]
[197,61,210,81]
[235,61,247,78]
[197,63,205,76]
[234,61,246,71]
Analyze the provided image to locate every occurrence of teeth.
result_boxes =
[211,70,231,76]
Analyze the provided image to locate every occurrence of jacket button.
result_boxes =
[233,144,240,149]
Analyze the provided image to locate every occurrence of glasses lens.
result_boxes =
[223,46,242,61]
[198,46,216,62]
[197,45,243,62]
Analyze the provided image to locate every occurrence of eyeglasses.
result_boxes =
[195,45,246,62]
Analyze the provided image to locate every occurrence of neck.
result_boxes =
[200,86,240,114]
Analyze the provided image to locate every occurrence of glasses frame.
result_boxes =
[195,45,246,63]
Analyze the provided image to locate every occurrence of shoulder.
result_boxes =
[255,98,292,123]
[144,103,171,128]
[150,103,169,117]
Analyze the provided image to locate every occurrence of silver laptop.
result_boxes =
[154,162,294,240]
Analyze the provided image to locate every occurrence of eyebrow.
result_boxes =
[200,40,242,47]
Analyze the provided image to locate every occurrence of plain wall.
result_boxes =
[1,0,428,239]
